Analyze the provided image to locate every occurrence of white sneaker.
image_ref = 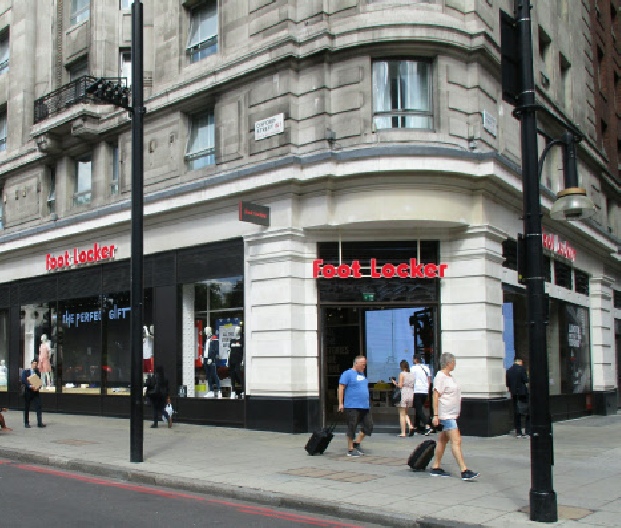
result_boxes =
[206,391,214,398]
[230,392,236,399]
[217,391,222,399]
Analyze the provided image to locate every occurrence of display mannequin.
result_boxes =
[228,325,243,399]
[38,335,52,388]
[203,327,221,398]
[143,325,154,373]
[0,359,7,388]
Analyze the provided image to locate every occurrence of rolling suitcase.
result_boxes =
[304,423,336,455]
[407,439,437,471]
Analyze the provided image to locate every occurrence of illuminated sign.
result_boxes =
[542,231,576,261]
[62,304,130,328]
[46,243,116,271]
[312,259,448,279]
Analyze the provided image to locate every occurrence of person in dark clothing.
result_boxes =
[228,326,243,399]
[506,358,530,438]
[22,358,46,428]
[146,366,168,428]
[203,327,221,397]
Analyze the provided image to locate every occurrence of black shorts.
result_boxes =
[346,408,373,439]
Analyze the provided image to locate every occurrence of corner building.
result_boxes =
[0,0,619,435]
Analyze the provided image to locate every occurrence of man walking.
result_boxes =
[22,358,46,428]
[506,357,530,438]
[338,355,373,457]
[412,355,432,435]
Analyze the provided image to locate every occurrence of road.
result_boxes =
[0,459,382,528]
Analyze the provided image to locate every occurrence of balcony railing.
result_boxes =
[33,76,127,124]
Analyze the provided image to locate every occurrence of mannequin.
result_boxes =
[143,325,154,373]
[0,359,7,387]
[203,327,221,398]
[38,335,52,388]
[228,325,243,399]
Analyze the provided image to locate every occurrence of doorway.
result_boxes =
[322,305,437,426]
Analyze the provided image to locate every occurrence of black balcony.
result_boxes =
[33,76,128,124]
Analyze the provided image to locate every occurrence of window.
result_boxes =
[559,53,571,108]
[120,0,133,9]
[554,260,572,289]
[111,145,120,195]
[70,0,90,26]
[0,29,8,75]
[120,51,131,88]
[74,154,92,206]
[372,60,432,130]
[574,269,590,296]
[186,110,215,170]
[0,184,4,230]
[0,311,7,392]
[0,111,6,152]
[66,58,89,105]
[182,277,243,398]
[187,1,218,63]
[47,167,56,215]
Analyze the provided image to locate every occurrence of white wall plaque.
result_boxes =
[255,113,284,140]
[482,110,497,137]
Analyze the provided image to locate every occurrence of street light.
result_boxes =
[87,1,145,463]
[547,133,596,221]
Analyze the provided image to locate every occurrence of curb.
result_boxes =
[0,446,483,528]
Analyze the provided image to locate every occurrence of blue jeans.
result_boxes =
[205,363,220,392]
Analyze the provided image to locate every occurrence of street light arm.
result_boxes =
[537,138,563,182]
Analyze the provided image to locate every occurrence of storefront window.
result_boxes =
[0,311,7,391]
[57,296,101,394]
[181,276,243,398]
[503,291,591,395]
[20,303,57,392]
[102,289,153,395]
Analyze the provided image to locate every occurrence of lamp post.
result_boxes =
[129,0,145,464]
[515,0,557,521]
[89,2,145,462]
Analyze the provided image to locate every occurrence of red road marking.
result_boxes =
[10,462,362,528]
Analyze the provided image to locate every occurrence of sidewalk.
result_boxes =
[0,410,620,527]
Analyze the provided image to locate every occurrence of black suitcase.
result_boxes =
[407,439,437,471]
[304,424,336,455]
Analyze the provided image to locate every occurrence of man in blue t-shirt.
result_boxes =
[338,355,373,457]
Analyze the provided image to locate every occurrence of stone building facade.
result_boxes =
[0,0,618,434]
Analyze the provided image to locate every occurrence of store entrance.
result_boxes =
[322,305,437,427]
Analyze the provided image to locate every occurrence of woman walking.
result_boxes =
[429,353,479,481]
[392,360,415,437]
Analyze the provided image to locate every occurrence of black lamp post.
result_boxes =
[514,1,557,518]
[129,0,145,464]
[87,1,145,462]
[503,1,595,522]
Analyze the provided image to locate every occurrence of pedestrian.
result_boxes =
[429,352,479,481]
[338,355,373,457]
[412,355,432,435]
[21,358,46,428]
[146,365,168,428]
[392,359,415,437]
[163,395,174,428]
[506,357,530,438]
[0,407,12,431]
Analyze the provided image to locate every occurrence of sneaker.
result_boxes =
[347,449,363,457]
[423,428,431,436]
[352,442,364,454]
[461,469,480,481]
[429,468,450,477]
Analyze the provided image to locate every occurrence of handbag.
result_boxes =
[517,397,529,414]
[392,387,402,405]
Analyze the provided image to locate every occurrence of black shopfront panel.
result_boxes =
[3,239,245,428]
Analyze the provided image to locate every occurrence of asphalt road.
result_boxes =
[0,459,383,528]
